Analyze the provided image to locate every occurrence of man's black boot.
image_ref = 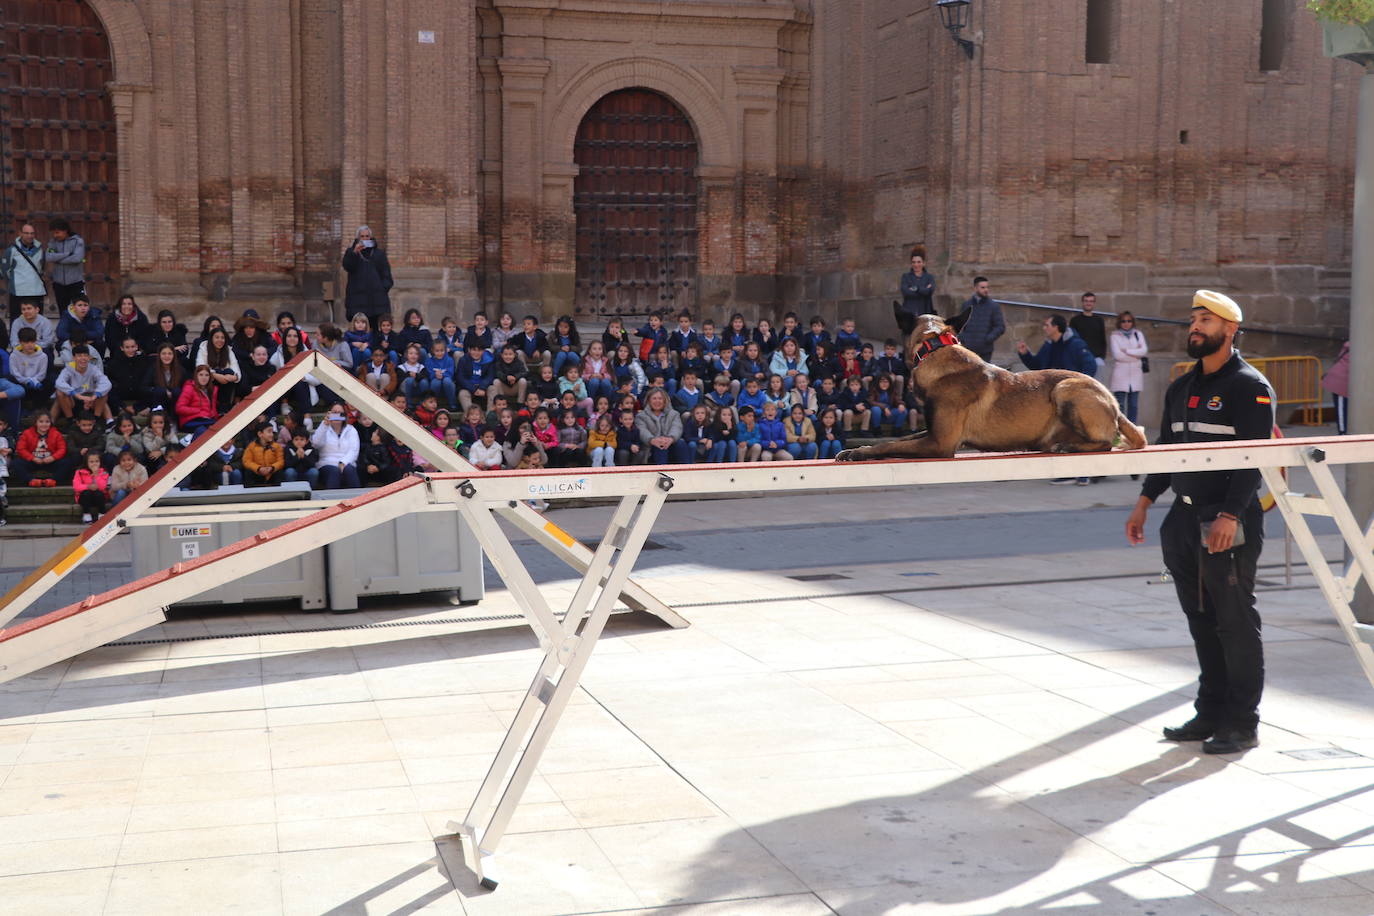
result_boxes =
[1162,717,1215,742]
[1202,729,1258,755]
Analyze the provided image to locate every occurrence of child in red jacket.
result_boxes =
[13,411,69,485]
[72,450,111,523]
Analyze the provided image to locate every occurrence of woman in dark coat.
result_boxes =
[103,294,152,354]
[341,225,394,329]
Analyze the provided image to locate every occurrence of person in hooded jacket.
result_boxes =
[147,310,191,366]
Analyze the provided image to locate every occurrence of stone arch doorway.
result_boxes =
[0,0,119,306]
[573,88,699,318]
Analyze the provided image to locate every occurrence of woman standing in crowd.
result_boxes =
[341,225,393,330]
[896,244,935,338]
[1108,310,1149,426]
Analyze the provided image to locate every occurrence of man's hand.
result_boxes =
[1206,515,1239,554]
[353,239,364,253]
[1016,340,1029,355]
[1126,495,1152,545]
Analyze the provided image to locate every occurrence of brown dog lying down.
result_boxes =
[836,314,1147,461]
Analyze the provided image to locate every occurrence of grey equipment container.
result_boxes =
[321,487,485,610]
[131,483,327,610]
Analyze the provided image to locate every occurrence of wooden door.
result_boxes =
[574,89,698,319]
[0,0,119,308]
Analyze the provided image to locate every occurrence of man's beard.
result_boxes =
[1186,330,1226,359]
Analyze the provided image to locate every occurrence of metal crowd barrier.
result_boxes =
[1171,355,1325,425]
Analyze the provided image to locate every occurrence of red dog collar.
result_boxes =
[914,331,960,363]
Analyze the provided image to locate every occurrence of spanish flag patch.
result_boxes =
[1256,395,1272,404]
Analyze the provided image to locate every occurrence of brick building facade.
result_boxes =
[9,0,1356,356]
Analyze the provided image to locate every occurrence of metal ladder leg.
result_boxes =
[1261,460,1374,689]
[449,481,670,888]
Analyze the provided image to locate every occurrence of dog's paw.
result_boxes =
[835,447,870,463]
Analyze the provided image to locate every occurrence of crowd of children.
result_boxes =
[0,297,918,524]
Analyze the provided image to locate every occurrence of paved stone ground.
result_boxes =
[0,440,1372,914]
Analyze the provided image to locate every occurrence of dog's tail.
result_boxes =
[1115,414,1147,450]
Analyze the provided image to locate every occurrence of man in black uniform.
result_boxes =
[1125,290,1276,755]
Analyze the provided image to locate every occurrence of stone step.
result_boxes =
[6,486,76,504]
[0,521,86,539]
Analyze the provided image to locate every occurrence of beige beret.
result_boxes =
[1192,290,1242,324]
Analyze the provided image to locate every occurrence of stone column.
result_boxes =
[497,56,552,311]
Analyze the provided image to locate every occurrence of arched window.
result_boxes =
[0,0,119,304]
[574,89,699,318]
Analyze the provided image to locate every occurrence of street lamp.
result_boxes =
[936,0,976,59]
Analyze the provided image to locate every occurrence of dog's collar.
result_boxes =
[913,331,960,363]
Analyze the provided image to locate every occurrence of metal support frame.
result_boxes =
[0,353,684,632]
[448,474,671,888]
[1261,448,1374,684]
[4,428,1374,889]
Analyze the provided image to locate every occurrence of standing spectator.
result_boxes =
[54,345,112,425]
[44,219,86,311]
[1019,315,1099,484]
[949,276,1006,362]
[104,295,152,356]
[175,365,220,438]
[56,297,104,352]
[1323,341,1350,435]
[72,451,110,523]
[109,448,148,505]
[12,411,68,485]
[312,405,361,489]
[4,223,46,320]
[243,423,286,488]
[1108,311,1149,426]
[1017,315,1097,375]
[13,299,55,353]
[895,244,935,338]
[635,387,684,464]
[341,225,393,329]
[1070,292,1108,377]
